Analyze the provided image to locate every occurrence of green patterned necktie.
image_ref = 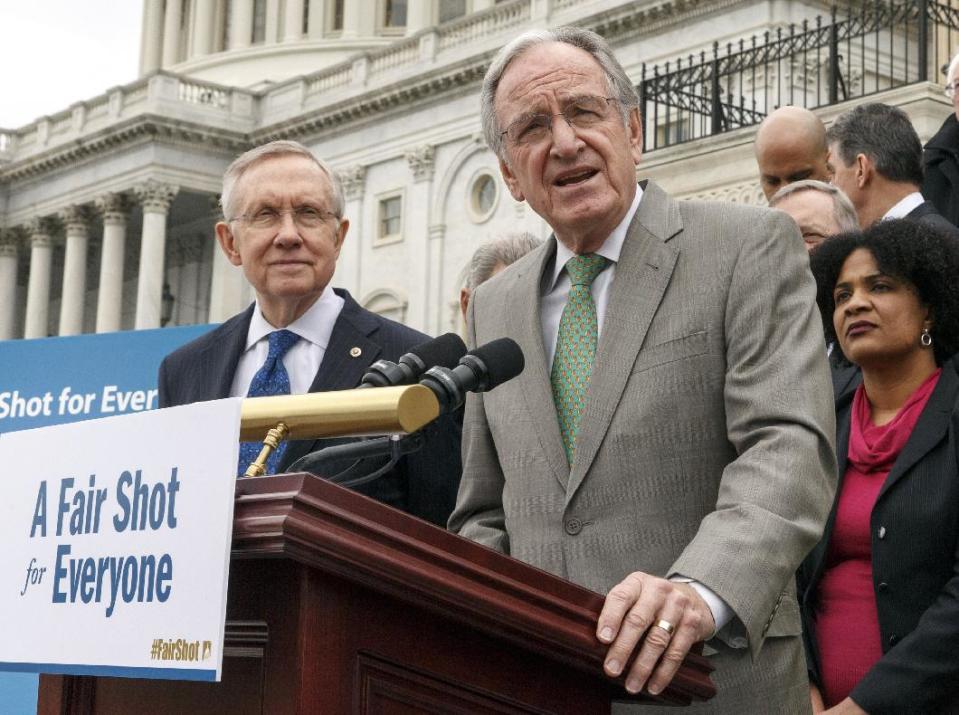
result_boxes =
[551,253,609,465]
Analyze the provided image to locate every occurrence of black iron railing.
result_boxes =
[639,0,959,150]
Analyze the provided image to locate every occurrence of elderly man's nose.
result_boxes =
[274,211,302,243]
[550,116,583,155]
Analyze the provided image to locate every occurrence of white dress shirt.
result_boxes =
[882,191,925,220]
[230,287,345,398]
[538,184,737,639]
[540,186,642,367]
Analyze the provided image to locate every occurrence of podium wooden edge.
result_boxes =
[233,472,716,705]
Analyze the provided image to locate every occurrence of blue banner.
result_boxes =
[0,324,216,714]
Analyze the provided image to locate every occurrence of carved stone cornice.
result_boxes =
[95,192,132,225]
[0,117,249,183]
[134,180,179,213]
[256,61,488,143]
[406,145,435,182]
[338,165,367,201]
[59,204,92,235]
[680,180,764,206]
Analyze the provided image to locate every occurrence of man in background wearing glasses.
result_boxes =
[449,28,836,712]
[157,141,462,527]
[922,50,959,228]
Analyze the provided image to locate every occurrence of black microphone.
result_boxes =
[359,333,467,388]
[420,337,524,413]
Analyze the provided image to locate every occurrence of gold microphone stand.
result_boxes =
[239,384,440,477]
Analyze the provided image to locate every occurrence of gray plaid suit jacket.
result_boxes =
[449,181,837,713]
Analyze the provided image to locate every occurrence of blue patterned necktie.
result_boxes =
[237,329,300,477]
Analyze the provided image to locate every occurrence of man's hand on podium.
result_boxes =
[596,572,715,696]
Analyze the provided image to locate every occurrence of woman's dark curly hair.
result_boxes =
[809,218,959,366]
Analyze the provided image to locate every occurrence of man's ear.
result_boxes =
[215,222,243,267]
[459,287,471,322]
[499,157,526,202]
[855,153,872,188]
[628,107,643,164]
[333,218,349,259]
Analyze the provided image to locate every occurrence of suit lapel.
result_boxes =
[877,364,958,501]
[196,305,253,401]
[566,182,681,502]
[279,291,383,470]
[507,240,571,491]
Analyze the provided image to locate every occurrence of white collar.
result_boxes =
[246,286,344,351]
[882,191,925,220]
[547,184,643,291]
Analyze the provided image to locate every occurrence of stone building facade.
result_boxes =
[0,0,955,341]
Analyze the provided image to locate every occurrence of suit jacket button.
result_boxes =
[889,634,899,646]
[877,582,889,593]
[878,526,886,539]
[565,518,583,535]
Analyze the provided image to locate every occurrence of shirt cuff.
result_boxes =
[669,575,743,646]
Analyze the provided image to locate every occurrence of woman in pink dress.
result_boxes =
[800,219,959,714]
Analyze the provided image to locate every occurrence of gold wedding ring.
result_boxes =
[655,619,675,636]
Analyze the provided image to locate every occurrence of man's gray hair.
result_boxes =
[825,103,924,186]
[220,140,345,220]
[480,27,640,158]
[769,179,859,233]
[948,49,959,85]
[463,232,543,290]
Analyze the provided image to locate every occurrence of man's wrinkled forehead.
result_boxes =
[496,42,607,114]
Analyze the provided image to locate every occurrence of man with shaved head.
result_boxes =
[755,106,832,201]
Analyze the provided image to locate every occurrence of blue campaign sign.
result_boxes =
[0,324,216,714]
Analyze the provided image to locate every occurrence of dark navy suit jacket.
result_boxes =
[907,200,959,242]
[157,288,462,527]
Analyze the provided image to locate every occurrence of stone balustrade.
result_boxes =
[2,73,254,165]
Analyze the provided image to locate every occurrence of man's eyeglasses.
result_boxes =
[946,81,958,99]
[229,206,339,230]
[501,96,621,147]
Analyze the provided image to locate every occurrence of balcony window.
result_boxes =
[383,0,407,28]
[439,0,468,24]
[377,193,403,243]
[252,0,266,43]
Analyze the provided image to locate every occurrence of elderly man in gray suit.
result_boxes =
[448,27,837,713]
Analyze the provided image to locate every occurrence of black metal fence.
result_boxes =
[639,0,959,151]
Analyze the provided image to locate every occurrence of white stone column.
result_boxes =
[208,244,247,322]
[427,223,446,334]
[283,0,305,40]
[306,0,325,38]
[0,229,20,340]
[405,145,435,332]
[139,0,165,75]
[24,218,55,340]
[191,0,217,57]
[265,0,280,42]
[57,205,91,336]
[230,0,254,48]
[337,165,366,297]
[406,0,432,34]
[162,0,183,66]
[133,181,179,329]
[342,0,372,38]
[94,193,130,333]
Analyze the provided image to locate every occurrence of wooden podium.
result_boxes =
[39,473,714,714]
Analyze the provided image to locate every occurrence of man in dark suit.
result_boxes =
[827,103,959,241]
[158,140,461,527]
